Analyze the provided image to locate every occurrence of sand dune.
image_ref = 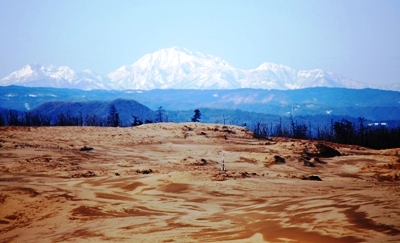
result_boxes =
[0,123,399,242]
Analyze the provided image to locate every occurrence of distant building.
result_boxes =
[367,122,388,128]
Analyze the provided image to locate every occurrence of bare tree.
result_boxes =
[222,114,229,125]
[156,106,165,123]
[107,105,120,127]
[132,115,143,126]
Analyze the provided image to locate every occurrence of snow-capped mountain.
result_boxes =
[244,63,373,90]
[0,64,111,90]
[0,47,394,90]
[107,46,375,90]
[107,47,236,90]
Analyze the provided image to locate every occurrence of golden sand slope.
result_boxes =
[0,123,399,243]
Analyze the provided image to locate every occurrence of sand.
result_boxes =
[0,123,399,243]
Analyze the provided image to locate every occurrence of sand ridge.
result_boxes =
[0,123,399,242]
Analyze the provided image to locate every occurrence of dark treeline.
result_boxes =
[1,107,400,150]
[0,105,153,128]
[0,109,52,126]
[252,116,400,150]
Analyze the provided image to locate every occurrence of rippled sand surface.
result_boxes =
[1,124,399,243]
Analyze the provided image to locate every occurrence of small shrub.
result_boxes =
[80,146,93,151]
[316,143,341,157]
[274,155,285,163]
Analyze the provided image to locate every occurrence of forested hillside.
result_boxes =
[1,86,400,121]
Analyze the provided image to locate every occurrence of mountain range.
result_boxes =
[2,47,399,91]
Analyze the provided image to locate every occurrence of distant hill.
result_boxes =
[3,97,400,136]
[6,99,381,129]
[1,85,399,121]
[5,99,399,139]
[32,99,156,126]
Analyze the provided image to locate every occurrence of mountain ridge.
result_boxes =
[1,47,398,91]
[1,85,400,121]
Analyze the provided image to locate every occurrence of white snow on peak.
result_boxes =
[107,47,234,90]
[255,62,292,72]
[297,69,325,79]
[1,64,77,83]
[0,63,111,90]
[1,47,392,91]
[130,46,230,70]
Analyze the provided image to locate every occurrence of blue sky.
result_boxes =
[0,0,399,85]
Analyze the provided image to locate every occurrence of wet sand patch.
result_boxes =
[71,205,112,218]
[95,192,134,201]
[343,205,400,236]
[54,228,106,242]
[120,181,145,191]
[161,183,190,193]
[122,206,167,216]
